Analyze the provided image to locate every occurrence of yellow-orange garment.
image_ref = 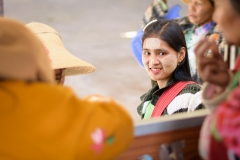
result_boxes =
[0,81,133,160]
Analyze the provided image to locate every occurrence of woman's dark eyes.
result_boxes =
[143,51,150,55]
[158,52,165,55]
[143,51,165,55]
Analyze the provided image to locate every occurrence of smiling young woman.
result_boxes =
[137,19,204,120]
[134,0,218,84]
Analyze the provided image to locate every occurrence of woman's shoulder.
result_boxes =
[167,82,203,115]
[179,83,202,95]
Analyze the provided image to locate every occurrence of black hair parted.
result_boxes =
[142,19,193,82]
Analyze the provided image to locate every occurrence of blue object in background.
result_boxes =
[164,4,181,20]
[131,4,182,67]
[137,154,153,160]
[131,29,144,66]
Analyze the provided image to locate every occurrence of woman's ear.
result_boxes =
[178,47,186,63]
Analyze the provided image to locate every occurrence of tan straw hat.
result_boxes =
[26,22,96,76]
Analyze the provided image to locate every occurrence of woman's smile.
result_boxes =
[149,67,162,74]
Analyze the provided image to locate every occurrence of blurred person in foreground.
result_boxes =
[0,17,133,160]
[195,0,240,159]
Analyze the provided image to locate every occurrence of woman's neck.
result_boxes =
[157,79,169,89]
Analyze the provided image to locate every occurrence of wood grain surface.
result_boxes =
[117,126,203,160]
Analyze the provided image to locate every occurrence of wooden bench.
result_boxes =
[117,110,209,160]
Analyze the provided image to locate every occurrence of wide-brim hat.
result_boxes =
[26,22,96,76]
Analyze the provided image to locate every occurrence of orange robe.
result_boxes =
[0,81,133,160]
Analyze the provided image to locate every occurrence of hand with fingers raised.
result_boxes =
[194,37,230,93]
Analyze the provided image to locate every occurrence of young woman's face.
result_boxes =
[188,0,214,25]
[213,0,240,45]
[142,37,181,83]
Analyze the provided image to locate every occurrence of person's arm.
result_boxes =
[74,95,134,159]
[194,38,231,111]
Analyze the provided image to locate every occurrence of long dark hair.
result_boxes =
[142,19,192,81]
[230,0,240,15]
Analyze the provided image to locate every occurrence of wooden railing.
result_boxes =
[117,110,209,160]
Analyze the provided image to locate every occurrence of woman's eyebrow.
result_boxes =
[142,48,149,50]
[143,48,167,52]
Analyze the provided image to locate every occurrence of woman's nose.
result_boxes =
[150,58,160,65]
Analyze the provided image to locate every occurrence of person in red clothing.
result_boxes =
[195,0,240,159]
